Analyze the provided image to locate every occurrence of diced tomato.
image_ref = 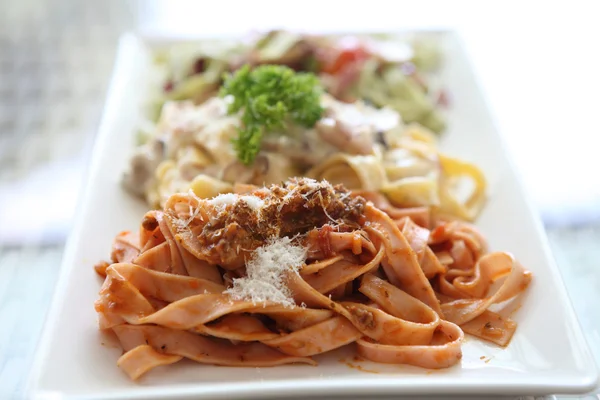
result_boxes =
[321,44,370,75]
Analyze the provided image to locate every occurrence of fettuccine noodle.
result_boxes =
[95,179,531,380]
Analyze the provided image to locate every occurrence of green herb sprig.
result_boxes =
[220,64,324,165]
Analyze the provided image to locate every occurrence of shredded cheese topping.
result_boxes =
[224,237,307,307]
[208,193,265,213]
[239,195,265,211]
[208,193,238,207]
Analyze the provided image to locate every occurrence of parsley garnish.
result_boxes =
[220,64,324,165]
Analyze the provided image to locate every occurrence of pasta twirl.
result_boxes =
[95,178,531,380]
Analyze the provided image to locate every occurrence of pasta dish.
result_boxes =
[123,32,482,220]
[93,31,532,381]
[125,94,484,221]
[95,179,531,380]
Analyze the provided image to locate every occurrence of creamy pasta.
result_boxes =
[124,93,484,221]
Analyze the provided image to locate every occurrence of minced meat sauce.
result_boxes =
[169,178,367,268]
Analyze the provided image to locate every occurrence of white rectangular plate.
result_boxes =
[28,31,598,399]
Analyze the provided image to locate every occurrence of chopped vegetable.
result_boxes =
[411,39,443,71]
[255,31,304,63]
[320,43,370,75]
[166,59,227,101]
[220,64,324,165]
[355,60,446,132]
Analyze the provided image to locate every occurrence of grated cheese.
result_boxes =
[225,237,307,307]
[239,195,265,212]
[208,193,238,207]
[208,193,265,213]
[301,177,321,189]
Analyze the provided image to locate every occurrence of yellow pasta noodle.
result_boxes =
[124,82,486,222]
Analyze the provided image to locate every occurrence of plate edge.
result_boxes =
[450,30,599,388]
[25,33,144,398]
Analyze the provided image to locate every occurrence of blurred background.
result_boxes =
[0,0,598,399]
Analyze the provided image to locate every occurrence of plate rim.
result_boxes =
[26,30,599,399]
